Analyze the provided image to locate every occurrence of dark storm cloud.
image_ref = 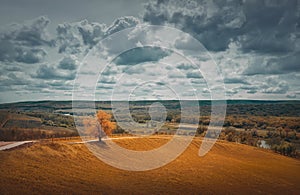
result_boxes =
[58,56,78,70]
[176,63,194,70]
[97,84,114,89]
[0,44,47,64]
[34,64,76,80]
[143,0,299,54]
[272,53,300,73]
[15,48,47,64]
[114,47,170,65]
[98,76,117,84]
[3,66,22,72]
[6,16,53,47]
[123,65,146,75]
[0,72,31,92]
[239,85,259,91]
[143,0,245,51]
[238,0,299,53]
[0,0,299,102]
[190,78,205,84]
[243,52,300,75]
[0,16,52,63]
[224,77,249,84]
[186,71,203,79]
[22,80,73,92]
[1,73,30,86]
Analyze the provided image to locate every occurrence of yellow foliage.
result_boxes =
[84,110,115,140]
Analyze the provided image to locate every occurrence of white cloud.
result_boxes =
[106,16,139,35]
[261,76,289,94]
[286,93,296,98]
[1,0,300,103]
[56,19,106,54]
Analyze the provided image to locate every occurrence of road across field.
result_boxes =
[0,141,35,151]
[68,136,145,144]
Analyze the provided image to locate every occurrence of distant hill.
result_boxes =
[0,100,299,116]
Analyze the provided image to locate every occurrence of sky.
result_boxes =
[0,0,299,103]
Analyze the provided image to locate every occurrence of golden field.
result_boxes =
[0,136,299,194]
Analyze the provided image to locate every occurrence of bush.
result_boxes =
[272,142,297,157]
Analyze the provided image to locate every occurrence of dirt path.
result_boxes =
[0,141,35,151]
[0,142,13,147]
[68,136,143,144]
[0,136,146,150]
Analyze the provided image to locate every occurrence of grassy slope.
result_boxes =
[0,137,299,194]
[0,111,74,135]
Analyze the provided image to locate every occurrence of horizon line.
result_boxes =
[1,98,300,105]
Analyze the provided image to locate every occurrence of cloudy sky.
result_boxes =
[0,0,299,103]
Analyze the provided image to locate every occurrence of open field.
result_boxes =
[0,100,299,194]
[0,136,299,194]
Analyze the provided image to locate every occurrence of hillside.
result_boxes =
[0,111,77,141]
[0,137,299,194]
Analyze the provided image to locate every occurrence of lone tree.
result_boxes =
[84,110,116,142]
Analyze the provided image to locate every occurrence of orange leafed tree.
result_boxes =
[84,110,116,142]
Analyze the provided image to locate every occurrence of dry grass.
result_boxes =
[0,136,299,194]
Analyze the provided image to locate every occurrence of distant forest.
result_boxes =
[0,100,299,157]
